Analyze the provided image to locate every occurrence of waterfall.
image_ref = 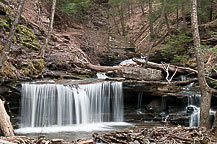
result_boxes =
[189,106,216,127]
[137,92,143,114]
[182,82,216,127]
[20,82,124,128]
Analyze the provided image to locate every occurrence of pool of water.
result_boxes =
[15,122,133,142]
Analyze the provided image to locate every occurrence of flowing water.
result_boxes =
[181,81,216,126]
[137,92,143,114]
[96,72,108,80]
[16,81,126,134]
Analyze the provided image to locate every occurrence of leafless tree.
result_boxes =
[0,0,26,68]
[191,0,212,128]
[40,0,56,58]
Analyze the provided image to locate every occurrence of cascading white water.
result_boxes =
[137,92,143,114]
[189,106,216,127]
[20,82,124,128]
[96,72,108,80]
[182,82,216,127]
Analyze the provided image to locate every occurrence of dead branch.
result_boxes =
[132,58,197,75]
[162,62,178,84]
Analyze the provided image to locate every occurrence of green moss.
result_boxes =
[21,67,30,75]
[32,59,44,74]
[0,4,13,31]
[0,17,9,30]
[20,59,44,76]
[16,25,41,51]
[161,30,193,65]
[0,62,17,79]
[59,0,90,15]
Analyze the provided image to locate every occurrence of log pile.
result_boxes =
[93,126,217,144]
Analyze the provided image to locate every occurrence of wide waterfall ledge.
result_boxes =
[17,81,127,133]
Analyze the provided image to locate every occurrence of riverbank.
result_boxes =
[1,125,217,144]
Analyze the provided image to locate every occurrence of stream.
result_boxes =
[2,62,215,142]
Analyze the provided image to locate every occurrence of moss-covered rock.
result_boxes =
[0,62,18,79]
[0,3,7,15]
[0,16,10,31]
[16,25,41,51]
[20,59,44,76]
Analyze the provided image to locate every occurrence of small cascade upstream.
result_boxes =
[137,92,143,114]
[20,81,124,129]
[180,79,216,126]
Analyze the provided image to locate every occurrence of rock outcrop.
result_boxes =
[114,67,162,81]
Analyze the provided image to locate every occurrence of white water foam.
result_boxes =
[15,122,131,134]
[96,72,108,80]
[189,106,216,127]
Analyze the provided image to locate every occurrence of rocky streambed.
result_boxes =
[0,76,216,143]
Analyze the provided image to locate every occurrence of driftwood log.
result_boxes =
[83,63,122,72]
[79,59,198,75]
[132,58,198,74]
[0,99,14,136]
[81,62,163,81]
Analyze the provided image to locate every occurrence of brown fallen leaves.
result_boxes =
[1,126,217,144]
[92,126,217,144]
[0,136,64,144]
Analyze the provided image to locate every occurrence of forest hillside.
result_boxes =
[0,0,216,85]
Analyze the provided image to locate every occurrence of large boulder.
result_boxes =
[114,67,162,81]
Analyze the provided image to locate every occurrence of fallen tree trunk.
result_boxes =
[124,78,198,86]
[132,58,198,74]
[0,99,14,136]
[78,60,197,75]
[85,63,122,72]
[81,62,163,81]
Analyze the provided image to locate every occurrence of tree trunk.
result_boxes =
[134,14,160,43]
[149,0,154,39]
[110,13,121,35]
[0,99,14,136]
[155,0,167,35]
[145,0,167,67]
[118,5,125,36]
[0,0,26,67]
[138,0,145,15]
[81,62,122,72]
[127,0,131,17]
[209,0,213,22]
[164,13,170,32]
[40,0,56,58]
[191,0,212,128]
[176,7,179,28]
[181,1,187,30]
